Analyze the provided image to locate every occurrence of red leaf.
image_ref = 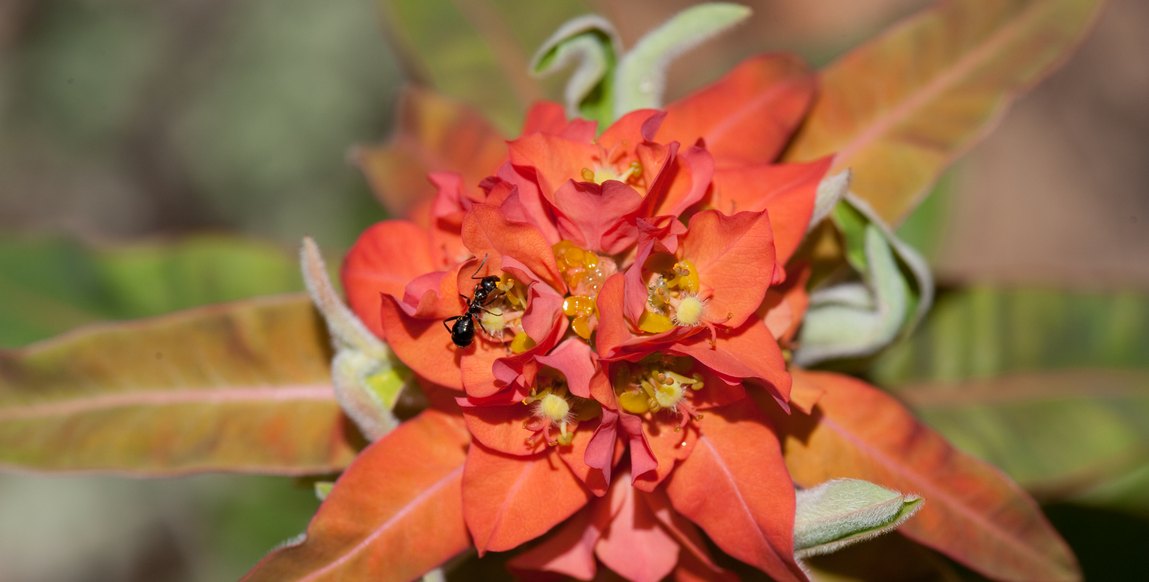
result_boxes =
[243,409,470,581]
[462,442,591,554]
[660,54,816,167]
[665,399,804,580]
[776,370,1080,581]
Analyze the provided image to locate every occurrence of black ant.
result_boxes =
[443,259,503,347]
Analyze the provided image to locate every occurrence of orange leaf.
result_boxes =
[463,442,591,554]
[785,0,1103,224]
[352,87,507,218]
[777,370,1080,581]
[244,409,470,581]
[0,295,356,475]
[660,54,816,167]
[665,398,805,581]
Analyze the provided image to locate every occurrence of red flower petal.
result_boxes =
[521,100,596,140]
[633,415,698,493]
[681,209,777,329]
[595,477,681,582]
[710,157,831,264]
[379,294,464,390]
[461,400,539,457]
[243,409,469,581]
[549,180,644,254]
[585,408,620,485]
[342,221,438,338]
[462,204,564,291]
[665,398,804,581]
[508,133,600,201]
[647,144,715,218]
[599,108,664,150]
[761,263,811,347]
[641,488,732,580]
[670,318,792,408]
[462,442,591,554]
[536,337,597,399]
[505,500,601,580]
[660,54,816,167]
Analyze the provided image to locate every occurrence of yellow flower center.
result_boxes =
[553,241,617,340]
[478,276,532,349]
[613,357,705,417]
[581,160,643,186]
[639,258,705,333]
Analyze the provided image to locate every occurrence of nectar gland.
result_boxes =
[613,357,705,430]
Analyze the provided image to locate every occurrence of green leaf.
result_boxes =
[613,2,752,117]
[0,294,356,475]
[795,195,933,365]
[873,287,1149,385]
[794,478,924,558]
[785,0,1104,225]
[898,370,1149,503]
[530,15,619,126]
[0,236,299,347]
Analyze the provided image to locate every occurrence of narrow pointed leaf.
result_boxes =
[776,370,1080,581]
[794,478,923,558]
[873,287,1149,386]
[613,2,752,116]
[785,0,1104,224]
[898,370,1149,500]
[0,236,299,348]
[0,295,356,475]
[666,399,805,581]
[302,238,409,441]
[244,409,470,581]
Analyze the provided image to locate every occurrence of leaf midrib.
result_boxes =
[0,384,334,421]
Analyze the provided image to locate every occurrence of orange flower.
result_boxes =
[334,54,827,580]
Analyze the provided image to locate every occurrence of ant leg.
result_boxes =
[469,254,490,280]
[443,316,462,333]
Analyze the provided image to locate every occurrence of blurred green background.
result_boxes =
[0,0,1146,579]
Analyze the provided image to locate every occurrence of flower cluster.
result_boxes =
[342,56,831,579]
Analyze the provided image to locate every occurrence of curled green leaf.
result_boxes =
[613,2,752,116]
[795,194,934,365]
[794,478,924,558]
[530,15,620,126]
